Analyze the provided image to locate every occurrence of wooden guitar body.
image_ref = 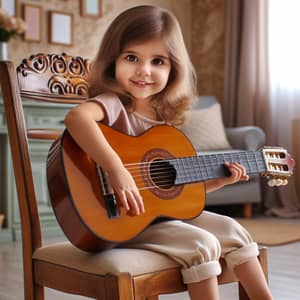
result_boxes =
[47,124,206,251]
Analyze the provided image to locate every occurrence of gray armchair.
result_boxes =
[207,126,265,217]
[181,96,266,217]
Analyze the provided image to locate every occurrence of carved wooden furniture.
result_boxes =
[0,53,269,300]
[17,53,90,101]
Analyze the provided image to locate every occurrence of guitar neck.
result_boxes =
[170,150,266,185]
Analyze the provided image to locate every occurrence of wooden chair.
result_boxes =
[0,53,268,300]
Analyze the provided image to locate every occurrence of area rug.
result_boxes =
[236,218,300,246]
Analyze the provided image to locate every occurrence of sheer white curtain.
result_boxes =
[224,0,300,217]
[267,0,300,217]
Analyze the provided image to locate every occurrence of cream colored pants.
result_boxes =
[122,210,258,284]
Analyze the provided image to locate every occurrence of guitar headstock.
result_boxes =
[262,147,295,187]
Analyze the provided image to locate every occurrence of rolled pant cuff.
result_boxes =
[181,261,222,284]
[225,242,259,270]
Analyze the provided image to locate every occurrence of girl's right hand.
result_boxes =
[108,165,145,216]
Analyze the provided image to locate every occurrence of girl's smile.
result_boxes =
[115,39,171,105]
[130,80,154,88]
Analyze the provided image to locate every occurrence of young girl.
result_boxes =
[65,5,273,300]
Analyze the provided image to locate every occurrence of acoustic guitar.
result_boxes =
[47,124,294,251]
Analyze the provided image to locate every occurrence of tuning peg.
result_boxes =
[276,179,284,186]
[268,179,277,187]
[268,178,288,187]
[276,178,289,186]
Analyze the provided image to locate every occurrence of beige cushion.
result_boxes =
[33,242,240,284]
[33,242,179,276]
[181,102,231,151]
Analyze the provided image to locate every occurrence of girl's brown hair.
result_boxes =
[88,5,197,125]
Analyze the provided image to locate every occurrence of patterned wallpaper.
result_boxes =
[191,0,225,102]
[8,0,224,100]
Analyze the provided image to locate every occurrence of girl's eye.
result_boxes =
[126,55,138,62]
[152,58,164,65]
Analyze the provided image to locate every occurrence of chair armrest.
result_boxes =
[225,126,266,150]
[27,129,62,140]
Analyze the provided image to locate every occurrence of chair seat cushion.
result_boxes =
[33,242,180,276]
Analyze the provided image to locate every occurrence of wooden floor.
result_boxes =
[1,237,300,300]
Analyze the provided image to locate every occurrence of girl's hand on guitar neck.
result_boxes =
[223,161,249,184]
[205,162,249,193]
[108,164,145,216]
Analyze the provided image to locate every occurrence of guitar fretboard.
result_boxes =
[169,150,266,185]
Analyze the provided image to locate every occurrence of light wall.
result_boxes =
[8,0,224,99]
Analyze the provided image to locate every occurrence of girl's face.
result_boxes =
[115,39,171,102]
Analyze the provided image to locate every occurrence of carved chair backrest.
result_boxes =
[17,53,91,103]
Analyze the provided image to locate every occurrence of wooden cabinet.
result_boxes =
[0,100,74,242]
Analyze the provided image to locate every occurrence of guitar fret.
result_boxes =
[251,152,260,173]
[203,156,210,179]
[223,152,232,163]
[184,158,192,181]
[191,158,199,181]
[183,158,191,182]
[196,155,207,180]
[249,152,255,173]
[206,155,215,178]
[177,158,184,183]
[190,158,198,181]
[244,152,250,173]
[255,151,266,172]
[172,149,269,185]
[199,157,206,179]
[211,154,221,178]
[206,157,212,178]
[194,154,227,181]
[253,151,260,172]
[180,157,189,183]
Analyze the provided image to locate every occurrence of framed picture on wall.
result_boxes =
[80,0,102,18]
[49,11,73,46]
[0,0,19,16]
[23,3,42,42]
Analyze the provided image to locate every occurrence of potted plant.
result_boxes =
[0,9,26,60]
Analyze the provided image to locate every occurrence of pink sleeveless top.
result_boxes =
[90,93,165,136]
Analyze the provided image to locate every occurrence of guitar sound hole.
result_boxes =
[150,159,176,189]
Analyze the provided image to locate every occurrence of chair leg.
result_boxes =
[118,273,134,300]
[33,284,44,300]
[23,279,44,300]
[243,203,252,218]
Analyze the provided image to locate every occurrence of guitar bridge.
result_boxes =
[96,165,119,218]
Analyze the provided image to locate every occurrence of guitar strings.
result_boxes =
[98,161,266,193]
[114,157,265,190]
[96,151,284,193]
[122,158,266,178]
[123,157,265,171]
[122,153,264,169]
[124,161,265,174]
[97,154,266,192]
